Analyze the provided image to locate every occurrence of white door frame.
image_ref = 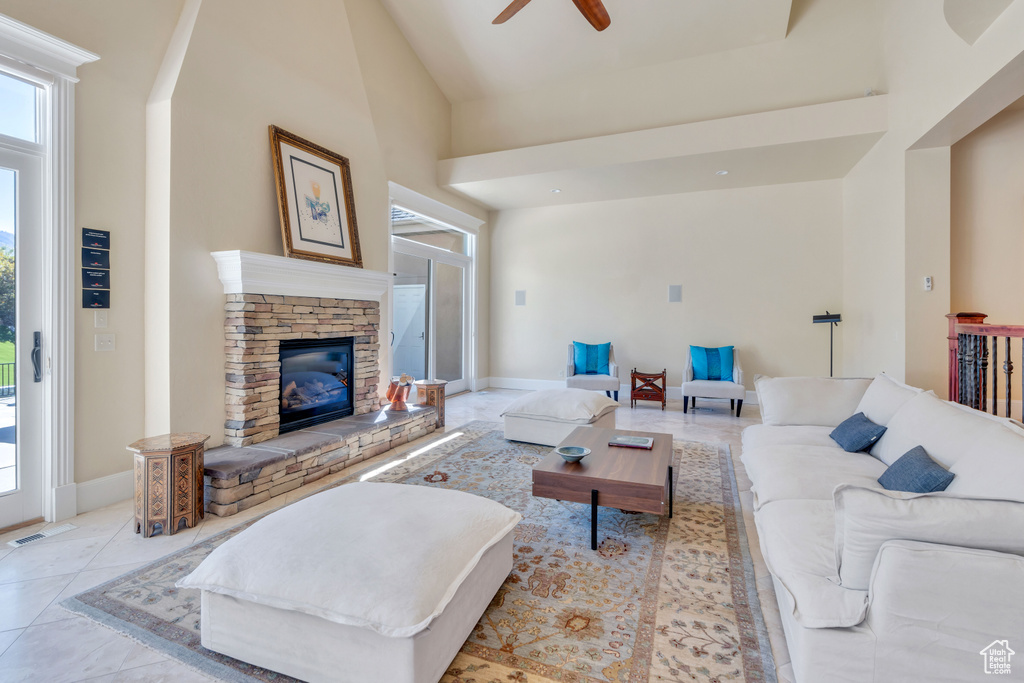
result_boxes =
[387,183,483,396]
[0,15,99,523]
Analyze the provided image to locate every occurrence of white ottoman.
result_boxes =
[177,482,521,683]
[501,388,618,446]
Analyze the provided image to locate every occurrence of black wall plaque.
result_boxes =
[82,248,109,269]
[82,269,109,290]
[83,228,110,250]
[83,290,110,309]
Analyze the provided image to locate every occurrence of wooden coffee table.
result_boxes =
[532,426,674,550]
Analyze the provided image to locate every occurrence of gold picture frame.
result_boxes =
[269,125,363,268]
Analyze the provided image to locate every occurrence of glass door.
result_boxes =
[0,149,43,528]
[0,69,45,527]
[390,206,473,396]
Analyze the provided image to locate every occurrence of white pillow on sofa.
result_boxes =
[854,373,923,426]
[177,482,521,638]
[833,484,1024,590]
[754,375,871,427]
[948,421,1024,502]
[869,391,1005,467]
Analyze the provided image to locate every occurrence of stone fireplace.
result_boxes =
[214,251,391,447]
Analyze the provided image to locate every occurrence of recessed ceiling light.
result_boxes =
[715,170,729,176]
[550,188,562,193]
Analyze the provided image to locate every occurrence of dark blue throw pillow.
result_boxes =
[878,446,955,493]
[830,412,886,452]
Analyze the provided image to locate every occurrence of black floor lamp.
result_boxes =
[813,312,842,377]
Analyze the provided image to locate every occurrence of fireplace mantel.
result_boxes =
[211,250,390,301]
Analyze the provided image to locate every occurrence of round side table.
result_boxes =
[128,432,210,538]
[414,379,448,428]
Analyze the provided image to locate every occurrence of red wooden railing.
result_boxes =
[948,312,1024,420]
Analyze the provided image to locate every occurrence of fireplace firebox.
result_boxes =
[279,337,354,433]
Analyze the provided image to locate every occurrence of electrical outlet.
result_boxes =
[924,276,933,291]
[95,334,115,351]
[94,310,108,328]
[558,370,565,378]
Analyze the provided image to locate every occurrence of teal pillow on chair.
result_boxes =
[690,345,734,381]
[573,342,610,375]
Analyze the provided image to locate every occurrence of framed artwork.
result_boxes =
[269,125,363,268]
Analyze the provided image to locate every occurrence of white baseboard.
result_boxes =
[50,483,78,523]
[76,469,133,514]
[470,377,491,391]
[488,377,565,391]
[481,378,759,406]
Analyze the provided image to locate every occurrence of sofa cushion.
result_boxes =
[176,482,522,638]
[948,421,1024,501]
[854,373,923,426]
[690,345,733,381]
[741,424,841,452]
[742,445,887,509]
[830,413,886,452]
[869,391,1008,467]
[755,500,869,628]
[833,485,1024,590]
[754,376,872,427]
[877,446,954,493]
[501,388,618,424]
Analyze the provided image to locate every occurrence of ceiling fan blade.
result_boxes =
[570,0,611,31]
[493,0,534,24]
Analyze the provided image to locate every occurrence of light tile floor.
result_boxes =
[0,389,791,683]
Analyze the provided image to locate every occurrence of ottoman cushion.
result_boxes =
[177,482,521,638]
[501,388,618,424]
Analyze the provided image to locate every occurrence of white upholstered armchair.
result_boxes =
[566,343,620,401]
[682,347,745,416]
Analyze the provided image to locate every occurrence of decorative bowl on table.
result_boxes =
[555,446,591,463]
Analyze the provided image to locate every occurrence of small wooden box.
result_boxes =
[129,433,210,538]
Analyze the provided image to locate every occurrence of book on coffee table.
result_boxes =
[607,435,654,450]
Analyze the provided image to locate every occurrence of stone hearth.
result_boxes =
[224,293,380,446]
[203,405,436,516]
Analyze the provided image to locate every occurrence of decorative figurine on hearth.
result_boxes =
[386,374,414,411]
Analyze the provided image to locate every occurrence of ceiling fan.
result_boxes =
[492,0,611,31]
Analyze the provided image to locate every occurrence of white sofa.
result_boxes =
[744,374,1024,683]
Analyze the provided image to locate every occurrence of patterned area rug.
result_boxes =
[63,422,775,683]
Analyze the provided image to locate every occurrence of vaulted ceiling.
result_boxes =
[378,0,795,102]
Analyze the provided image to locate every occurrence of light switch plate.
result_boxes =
[668,285,682,302]
[94,310,108,328]
[514,290,526,306]
[95,334,115,351]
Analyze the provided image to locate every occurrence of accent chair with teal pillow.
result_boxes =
[682,346,745,416]
[690,345,735,381]
[566,342,619,401]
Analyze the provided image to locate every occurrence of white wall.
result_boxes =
[452,0,884,156]
[0,0,183,483]
[951,102,1024,406]
[489,180,844,389]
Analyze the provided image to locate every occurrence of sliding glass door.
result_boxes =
[390,207,473,396]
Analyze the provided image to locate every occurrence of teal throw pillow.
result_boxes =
[573,342,610,375]
[690,345,734,381]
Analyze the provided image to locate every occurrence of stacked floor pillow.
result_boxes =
[501,388,618,446]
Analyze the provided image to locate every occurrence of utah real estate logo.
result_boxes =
[980,640,1014,675]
